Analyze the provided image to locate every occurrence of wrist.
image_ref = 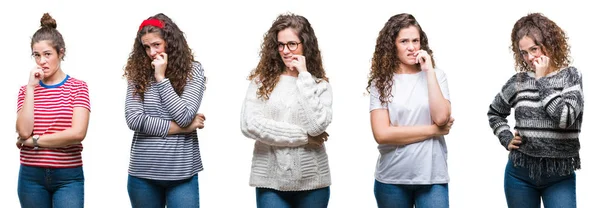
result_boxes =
[155,75,166,82]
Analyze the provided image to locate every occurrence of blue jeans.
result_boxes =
[374,180,449,208]
[256,187,330,208]
[127,174,199,208]
[17,165,84,208]
[504,160,576,208]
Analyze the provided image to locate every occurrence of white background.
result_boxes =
[1,0,598,207]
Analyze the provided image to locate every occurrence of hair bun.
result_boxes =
[40,13,57,29]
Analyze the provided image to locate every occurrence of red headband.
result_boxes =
[138,18,164,31]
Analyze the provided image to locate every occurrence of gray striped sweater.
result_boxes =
[125,62,206,180]
[488,66,583,179]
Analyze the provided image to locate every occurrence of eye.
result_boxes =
[400,40,407,43]
[153,43,160,47]
[288,42,297,47]
[45,53,52,57]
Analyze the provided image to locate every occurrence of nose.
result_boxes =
[282,46,291,54]
[150,48,158,58]
[407,42,415,51]
[527,53,536,62]
[39,56,47,65]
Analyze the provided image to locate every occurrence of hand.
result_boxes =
[16,140,23,149]
[415,50,433,72]
[433,117,454,137]
[152,52,168,81]
[533,55,550,79]
[508,131,522,150]
[191,113,205,130]
[289,55,307,73]
[307,131,328,147]
[16,138,31,149]
[28,67,44,87]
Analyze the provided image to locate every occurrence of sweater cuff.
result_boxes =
[498,130,514,150]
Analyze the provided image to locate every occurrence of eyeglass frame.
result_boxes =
[277,41,302,51]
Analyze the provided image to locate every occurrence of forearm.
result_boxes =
[158,66,205,127]
[373,125,437,145]
[167,121,193,135]
[16,87,35,138]
[23,129,85,148]
[426,71,451,126]
[296,73,333,135]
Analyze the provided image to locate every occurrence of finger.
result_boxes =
[514,130,519,136]
[197,113,205,120]
[161,52,168,63]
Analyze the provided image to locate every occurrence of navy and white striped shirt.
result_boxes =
[125,62,205,180]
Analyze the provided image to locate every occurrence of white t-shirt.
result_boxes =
[369,69,450,184]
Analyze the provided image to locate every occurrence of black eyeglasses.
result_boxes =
[278,42,302,51]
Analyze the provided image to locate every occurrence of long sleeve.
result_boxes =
[295,71,333,136]
[156,62,206,127]
[488,77,516,149]
[124,82,170,137]
[240,80,308,147]
[536,67,584,128]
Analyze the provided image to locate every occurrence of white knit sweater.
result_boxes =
[240,71,333,191]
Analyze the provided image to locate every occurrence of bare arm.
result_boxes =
[16,86,35,139]
[370,109,448,145]
[426,70,451,126]
[21,107,89,148]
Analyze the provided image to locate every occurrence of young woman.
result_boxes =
[16,13,91,208]
[368,13,454,208]
[124,13,206,208]
[487,13,583,208]
[240,13,333,208]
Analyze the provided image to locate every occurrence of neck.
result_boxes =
[42,69,67,85]
[282,67,299,77]
[396,63,421,74]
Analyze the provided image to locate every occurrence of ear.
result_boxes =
[59,48,66,60]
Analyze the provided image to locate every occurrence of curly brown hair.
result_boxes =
[511,13,570,72]
[124,13,195,100]
[249,13,328,100]
[367,13,435,104]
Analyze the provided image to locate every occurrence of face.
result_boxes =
[518,36,545,68]
[396,26,421,66]
[277,28,304,68]
[141,32,166,60]
[32,40,62,77]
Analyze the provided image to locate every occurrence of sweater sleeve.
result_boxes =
[488,76,516,149]
[295,71,333,136]
[156,62,206,128]
[240,80,309,147]
[124,82,170,137]
[536,67,584,128]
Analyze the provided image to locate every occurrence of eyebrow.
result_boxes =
[32,50,53,54]
[142,41,161,46]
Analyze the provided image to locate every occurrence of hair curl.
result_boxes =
[31,13,66,59]
[511,13,570,72]
[367,13,435,104]
[124,13,195,100]
[249,13,328,100]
